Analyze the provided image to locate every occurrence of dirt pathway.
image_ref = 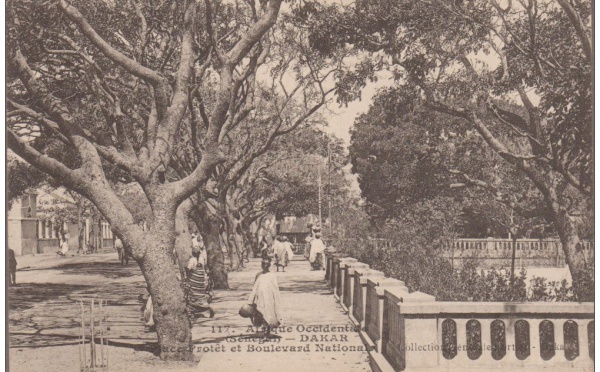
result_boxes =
[8,254,370,371]
[195,258,371,372]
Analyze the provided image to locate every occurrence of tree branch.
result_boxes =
[556,0,592,64]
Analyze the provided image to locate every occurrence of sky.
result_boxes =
[321,78,388,147]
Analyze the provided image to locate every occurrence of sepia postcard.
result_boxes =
[5,0,595,371]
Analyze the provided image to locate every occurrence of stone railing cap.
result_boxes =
[356,268,384,277]
[367,277,406,287]
[333,255,349,262]
[399,301,594,315]
[380,277,406,286]
[403,291,436,302]
[384,286,410,302]
[343,261,367,269]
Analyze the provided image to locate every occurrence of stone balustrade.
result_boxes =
[364,277,408,353]
[325,253,594,371]
[450,238,594,252]
[342,262,369,313]
[336,258,358,300]
[351,267,384,330]
[327,252,347,289]
[445,238,594,269]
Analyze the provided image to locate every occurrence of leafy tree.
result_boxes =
[7,0,284,359]
[170,15,342,284]
[298,0,593,300]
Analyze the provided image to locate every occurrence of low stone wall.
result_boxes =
[324,250,594,372]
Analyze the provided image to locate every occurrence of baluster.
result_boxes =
[479,318,492,363]
[455,318,469,364]
[578,320,590,363]
[529,319,542,363]
[504,319,518,363]
[554,319,568,363]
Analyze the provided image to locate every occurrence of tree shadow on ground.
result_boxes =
[50,261,141,279]
[278,281,332,295]
[209,291,249,304]
[10,334,159,353]
[9,283,93,311]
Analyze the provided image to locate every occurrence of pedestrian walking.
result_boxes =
[248,258,282,339]
[309,233,326,270]
[58,236,69,257]
[183,246,215,321]
[259,236,271,260]
[115,237,122,258]
[115,237,129,265]
[8,248,17,285]
[273,235,294,272]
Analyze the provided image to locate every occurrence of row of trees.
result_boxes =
[7,0,353,359]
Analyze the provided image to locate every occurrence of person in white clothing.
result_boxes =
[273,236,294,272]
[308,233,325,269]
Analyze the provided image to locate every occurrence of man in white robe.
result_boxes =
[248,259,282,337]
[309,233,326,265]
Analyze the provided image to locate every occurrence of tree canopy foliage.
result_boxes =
[296,0,593,299]
[7,0,289,359]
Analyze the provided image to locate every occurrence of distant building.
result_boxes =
[276,214,320,244]
[7,193,39,256]
[7,191,114,256]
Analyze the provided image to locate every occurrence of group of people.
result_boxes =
[139,228,325,339]
[258,229,326,271]
[244,229,327,339]
[259,235,295,272]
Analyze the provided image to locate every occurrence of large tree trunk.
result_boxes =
[548,191,592,301]
[221,201,241,270]
[225,208,246,270]
[137,210,192,361]
[174,200,193,276]
[191,203,229,289]
[254,214,265,251]
[223,225,241,271]
[240,219,256,258]
[89,213,98,252]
